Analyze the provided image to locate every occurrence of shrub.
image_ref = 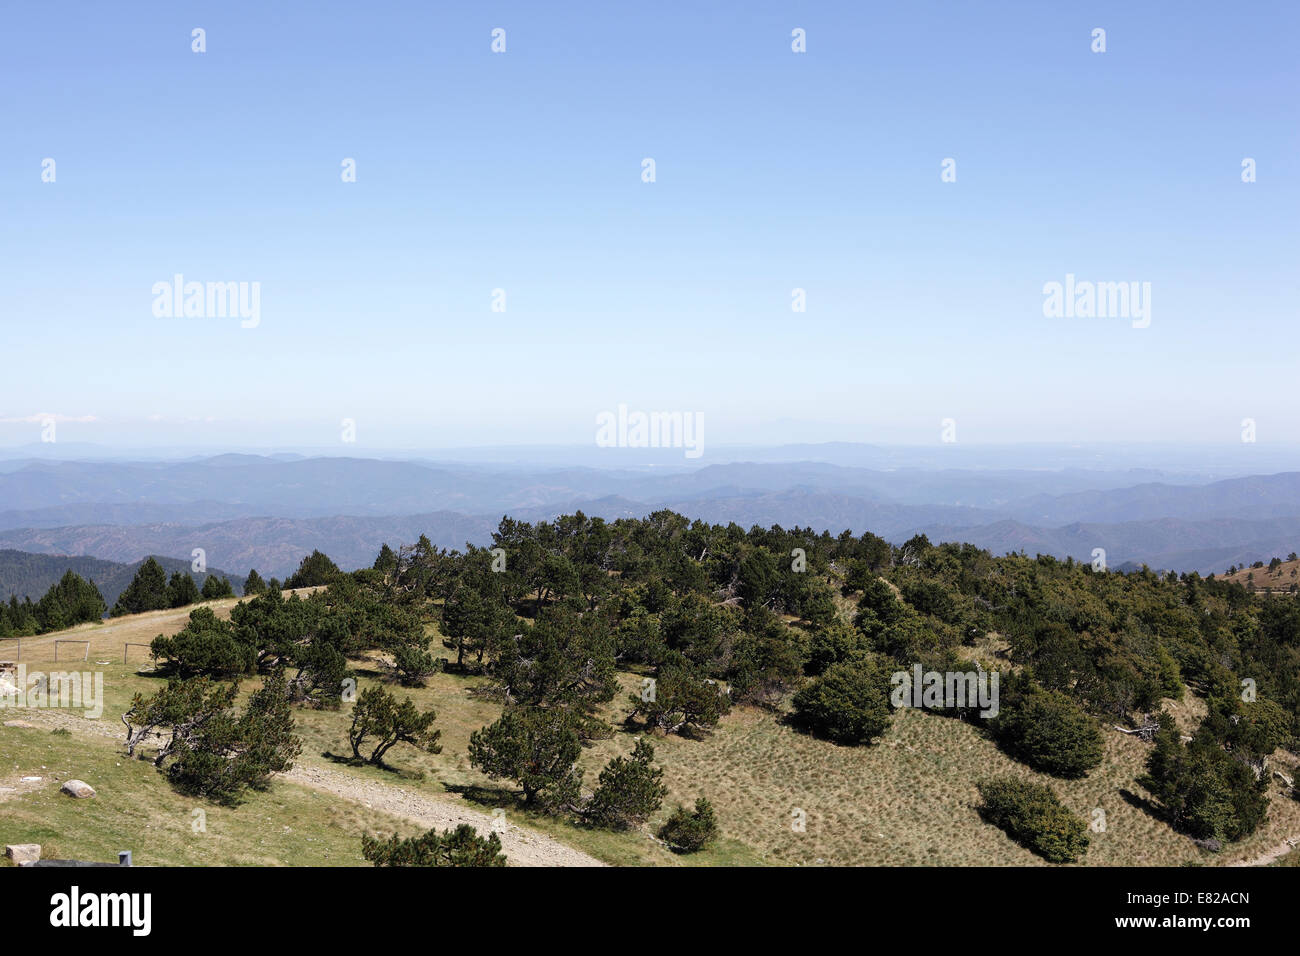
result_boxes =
[657,798,719,853]
[994,687,1103,778]
[805,621,870,676]
[726,631,803,708]
[791,657,893,745]
[977,777,1089,863]
[856,577,906,627]
[584,738,666,830]
[901,579,957,622]
[392,643,439,686]
[362,824,506,867]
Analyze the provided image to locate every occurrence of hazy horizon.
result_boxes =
[5,437,1300,475]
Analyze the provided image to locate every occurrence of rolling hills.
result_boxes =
[0,454,1296,578]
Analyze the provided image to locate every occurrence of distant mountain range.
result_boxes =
[0,455,1294,578]
[915,517,1300,576]
[0,456,1255,525]
[1003,474,1300,524]
[0,550,246,608]
[0,514,494,581]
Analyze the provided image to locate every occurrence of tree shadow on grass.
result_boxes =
[777,711,883,748]
[322,750,366,767]
[1117,787,1220,852]
[1118,786,1165,824]
[320,749,425,781]
[443,781,520,810]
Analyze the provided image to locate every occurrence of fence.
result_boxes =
[53,640,90,662]
[123,642,152,665]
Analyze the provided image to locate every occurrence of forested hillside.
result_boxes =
[0,550,245,619]
[127,509,1300,863]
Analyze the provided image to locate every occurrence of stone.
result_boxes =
[60,779,95,799]
[5,843,40,864]
[3,720,38,729]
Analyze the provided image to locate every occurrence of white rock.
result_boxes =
[5,843,40,863]
[60,779,95,798]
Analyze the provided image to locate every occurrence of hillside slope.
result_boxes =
[5,602,1296,867]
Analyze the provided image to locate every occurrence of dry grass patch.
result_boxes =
[1221,559,1300,593]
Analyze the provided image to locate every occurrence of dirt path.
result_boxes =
[1228,839,1298,867]
[284,764,605,867]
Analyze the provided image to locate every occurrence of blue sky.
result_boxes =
[2,1,1297,452]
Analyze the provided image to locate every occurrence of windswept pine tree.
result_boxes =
[468,707,583,813]
[122,674,302,805]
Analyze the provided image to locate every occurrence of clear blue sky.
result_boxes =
[2,1,1297,452]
